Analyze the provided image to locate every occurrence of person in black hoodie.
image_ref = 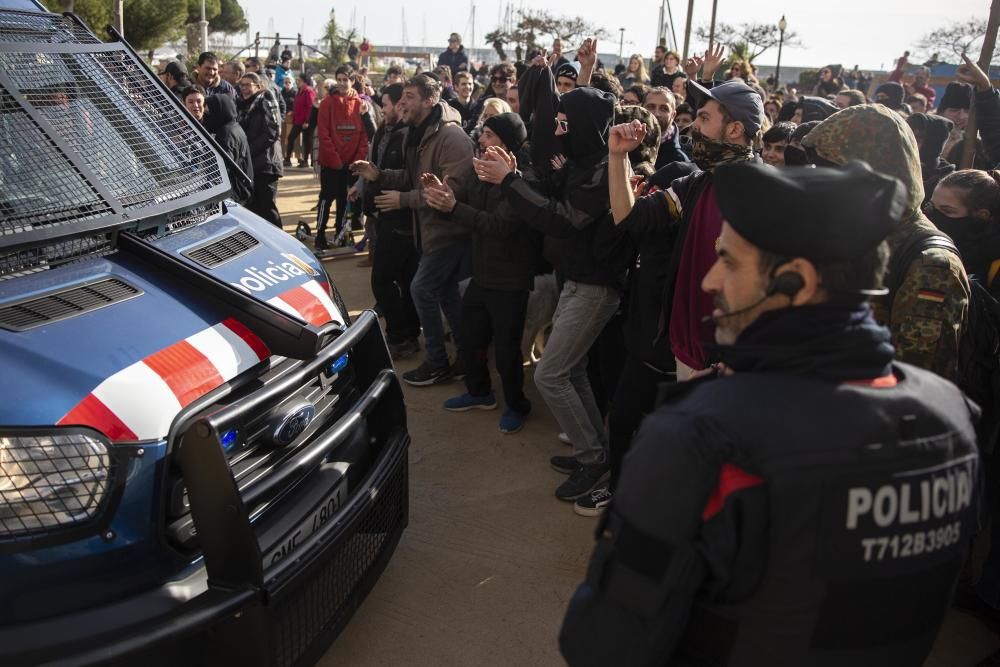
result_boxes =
[423,112,543,435]
[906,112,955,203]
[237,72,284,225]
[474,86,625,502]
[204,94,254,205]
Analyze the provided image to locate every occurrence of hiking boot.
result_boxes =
[550,455,578,475]
[443,392,497,412]
[574,487,613,517]
[402,361,452,387]
[499,409,526,434]
[388,338,420,361]
[555,462,610,501]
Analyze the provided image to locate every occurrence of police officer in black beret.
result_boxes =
[560,161,981,666]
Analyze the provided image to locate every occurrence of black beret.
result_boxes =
[713,161,906,263]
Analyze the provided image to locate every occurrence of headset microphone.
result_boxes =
[701,272,805,324]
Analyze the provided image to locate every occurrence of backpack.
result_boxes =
[888,233,1000,453]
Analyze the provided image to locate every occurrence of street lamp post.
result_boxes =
[199,0,209,53]
[775,15,787,91]
[619,27,625,64]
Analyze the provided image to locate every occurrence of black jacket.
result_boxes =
[561,304,979,667]
[447,97,477,131]
[449,174,543,292]
[500,87,626,290]
[205,94,254,204]
[237,90,284,178]
[977,87,1000,167]
[620,168,710,358]
[437,46,469,78]
[366,121,411,232]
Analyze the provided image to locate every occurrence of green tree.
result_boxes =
[696,21,801,63]
[185,0,221,25]
[124,0,186,52]
[67,0,113,35]
[322,11,355,67]
[209,0,247,34]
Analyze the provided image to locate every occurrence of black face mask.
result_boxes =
[924,202,989,247]
[784,144,809,166]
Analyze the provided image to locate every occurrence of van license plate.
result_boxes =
[264,472,348,568]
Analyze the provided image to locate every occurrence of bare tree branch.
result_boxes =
[696,21,801,62]
[917,17,999,65]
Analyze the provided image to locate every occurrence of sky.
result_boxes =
[236,0,992,71]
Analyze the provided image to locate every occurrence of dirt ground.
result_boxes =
[274,169,1000,667]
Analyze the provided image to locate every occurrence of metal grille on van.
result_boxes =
[0,10,102,45]
[183,231,259,268]
[0,278,141,331]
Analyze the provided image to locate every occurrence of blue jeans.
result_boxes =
[534,281,620,465]
[410,244,468,368]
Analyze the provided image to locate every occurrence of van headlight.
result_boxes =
[0,430,117,540]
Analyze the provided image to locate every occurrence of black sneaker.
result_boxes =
[550,455,578,475]
[402,361,452,387]
[555,462,610,501]
[314,235,330,250]
[574,487,613,517]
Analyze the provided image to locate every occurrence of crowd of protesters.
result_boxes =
[160,31,1000,662]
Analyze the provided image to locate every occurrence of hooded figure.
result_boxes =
[796,96,840,123]
[802,104,970,381]
[874,81,905,111]
[495,85,628,500]
[905,112,956,202]
[204,94,254,205]
[556,87,616,166]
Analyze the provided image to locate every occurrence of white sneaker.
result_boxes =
[558,432,572,446]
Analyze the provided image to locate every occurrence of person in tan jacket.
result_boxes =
[352,74,475,385]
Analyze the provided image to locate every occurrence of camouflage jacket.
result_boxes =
[803,104,971,382]
[872,216,969,382]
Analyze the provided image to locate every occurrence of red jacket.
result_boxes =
[317,94,368,169]
[292,85,316,125]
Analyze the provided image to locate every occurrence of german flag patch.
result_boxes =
[917,289,946,304]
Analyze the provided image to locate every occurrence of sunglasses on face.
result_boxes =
[492,76,509,83]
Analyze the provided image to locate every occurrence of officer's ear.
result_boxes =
[774,258,820,306]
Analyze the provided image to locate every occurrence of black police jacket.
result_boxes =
[560,304,980,666]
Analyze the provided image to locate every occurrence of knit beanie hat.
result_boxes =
[484,112,528,151]
[938,81,973,111]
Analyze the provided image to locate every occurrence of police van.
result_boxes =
[0,3,409,665]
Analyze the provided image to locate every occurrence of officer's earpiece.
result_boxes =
[766,272,805,299]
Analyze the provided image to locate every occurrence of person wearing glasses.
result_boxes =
[437,32,469,80]
[469,63,516,125]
